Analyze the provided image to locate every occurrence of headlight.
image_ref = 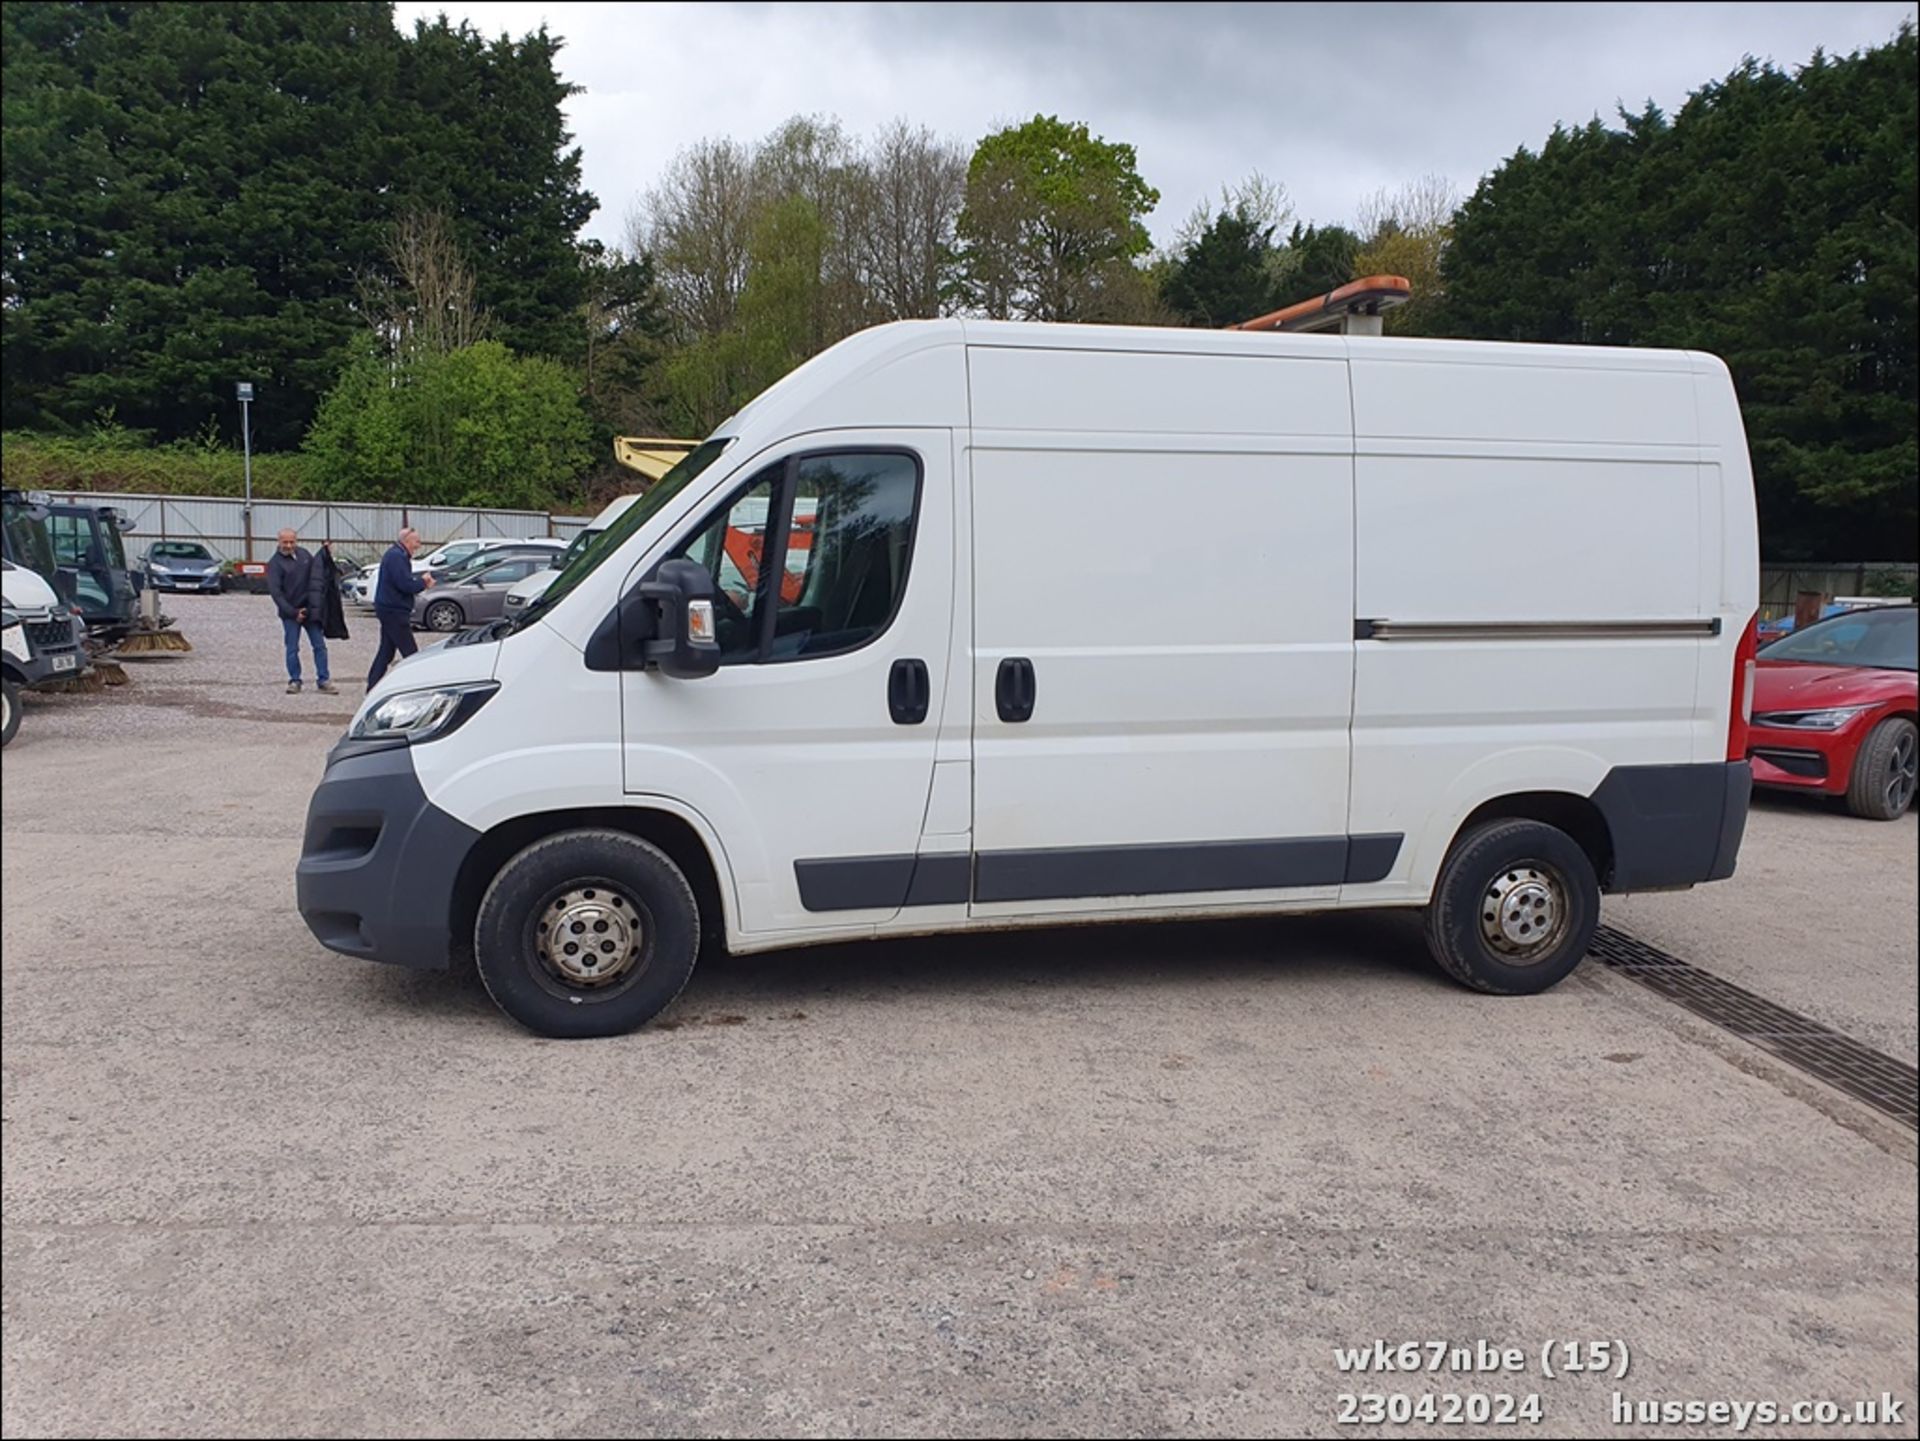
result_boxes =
[1753,705,1872,731]
[149,562,170,573]
[349,682,498,743]
[202,565,221,575]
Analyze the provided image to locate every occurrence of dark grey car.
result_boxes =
[414,555,548,632]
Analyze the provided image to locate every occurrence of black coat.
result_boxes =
[316,545,351,641]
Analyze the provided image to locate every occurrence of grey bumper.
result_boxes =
[296,741,480,969]
[1590,760,1751,892]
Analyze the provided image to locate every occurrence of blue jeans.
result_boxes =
[282,616,330,684]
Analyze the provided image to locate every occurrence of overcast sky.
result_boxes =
[395,1,1917,251]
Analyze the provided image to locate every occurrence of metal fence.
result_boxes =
[41,491,590,568]
[1759,562,1918,620]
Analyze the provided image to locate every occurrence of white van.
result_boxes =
[298,319,1759,1037]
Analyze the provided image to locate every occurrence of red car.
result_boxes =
[1747,603,1918,819]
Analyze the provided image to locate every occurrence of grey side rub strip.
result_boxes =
[1355,618,1722,641]
[795,835,1406,912]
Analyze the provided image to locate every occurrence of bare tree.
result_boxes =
[1172,171,1293,255]
[1355,173,1458,246]
[1353,174,1460,333]
[357,207,486,358]
[636,137,759,340]
[851,120,968,321]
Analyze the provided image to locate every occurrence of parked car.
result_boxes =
[341,562,376,607]
[412,538,503,575]
[413,536,561,577]
[300,319,1762,1039]
[427,538,565,586]
[415,554,551,632]
[142,540,225,593]
[502,499,641,620]
[1748,603,1918,819]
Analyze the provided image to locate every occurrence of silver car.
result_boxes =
[413,554,549,632]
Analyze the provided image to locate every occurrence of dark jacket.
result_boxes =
[316,545,350,641]
[373,543,426,616]
[266,546,323,621]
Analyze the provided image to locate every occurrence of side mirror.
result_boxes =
[638,558,720,679]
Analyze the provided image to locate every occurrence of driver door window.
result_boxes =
[667,452,922,666]
[670,470,779,662]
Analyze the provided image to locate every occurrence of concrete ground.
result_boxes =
[3,594,1915,1439]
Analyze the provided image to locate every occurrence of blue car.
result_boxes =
[143,540,225,593]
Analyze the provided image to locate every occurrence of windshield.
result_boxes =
[3,500,57,580]
[432,541,484,568]
[442,547,546,585]
[511,438,733,632]
[557,528,601,567]
[153,542,211,560]
[1760,605,1917,671]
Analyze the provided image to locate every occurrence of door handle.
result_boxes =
[889,657,930,725]
[995,656,1035,723]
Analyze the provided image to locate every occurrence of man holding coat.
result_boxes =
[266,528,336,694]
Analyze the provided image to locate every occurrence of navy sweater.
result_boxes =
[374,544,426,615]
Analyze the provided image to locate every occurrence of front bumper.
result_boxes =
[150,572,222,592]
[295,740,481,970]
[1748,724,1853,795]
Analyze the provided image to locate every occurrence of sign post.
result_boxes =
[236,381,255,559]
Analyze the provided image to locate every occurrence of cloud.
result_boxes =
[397,0,1918,248]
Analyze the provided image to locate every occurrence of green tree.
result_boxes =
[951,115,1160,321]
[304,340,593,508]
[1,2,597,449]
[655,195,831,436]
[1440,27,1918,559]
[1162,209,1284,328]
[1352,175,1457,334]
[1272,223,1361,305]
[394,16,596,361]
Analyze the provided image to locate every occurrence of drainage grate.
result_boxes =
[1590,926,1918,1131]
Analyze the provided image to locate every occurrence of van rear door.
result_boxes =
[965,342,1363,917]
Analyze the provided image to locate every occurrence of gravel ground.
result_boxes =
[18,591,439,742]
[4,594,1915,1438]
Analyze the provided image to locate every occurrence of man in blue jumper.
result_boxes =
[367,527,435,688]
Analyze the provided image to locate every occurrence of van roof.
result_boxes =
[713,318,1715,448]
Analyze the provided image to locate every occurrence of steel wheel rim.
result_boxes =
[1889,730,1918,814]
[428,603,459,631]
[1479,863,1570,962]
[534,883,647,991]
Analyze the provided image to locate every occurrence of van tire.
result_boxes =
[1423,819,1599,995]
[2,679,19,747]
[474,829,701,1038]
[1845,717,1918,820]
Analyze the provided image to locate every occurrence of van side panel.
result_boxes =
[1343,351,1713,903]
[967,346,1358,917]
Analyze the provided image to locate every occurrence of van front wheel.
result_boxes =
[474,829,701,1038]
[1423,819,1599,995]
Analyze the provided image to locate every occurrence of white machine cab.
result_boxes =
[303,317,1759,1038]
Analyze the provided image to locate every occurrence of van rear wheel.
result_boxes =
[474,829,701,1038]
[1424,819,1599,995]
